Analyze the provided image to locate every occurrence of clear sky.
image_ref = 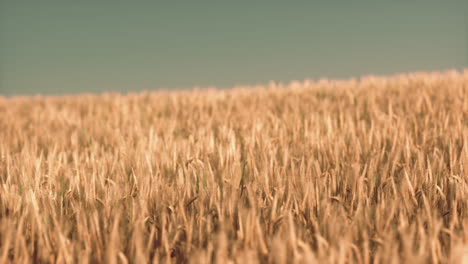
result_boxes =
[1,1,467,95]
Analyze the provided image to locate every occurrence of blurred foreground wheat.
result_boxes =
[0,70,467,263]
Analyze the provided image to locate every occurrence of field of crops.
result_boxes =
[0,70,467,263]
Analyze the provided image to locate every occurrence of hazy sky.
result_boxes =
[1,1,467,95]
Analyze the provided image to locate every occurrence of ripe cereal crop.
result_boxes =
[0,70,467,263]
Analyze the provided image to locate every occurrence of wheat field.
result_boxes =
[0,70,467,263]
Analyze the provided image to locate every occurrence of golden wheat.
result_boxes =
[0,70,467,263]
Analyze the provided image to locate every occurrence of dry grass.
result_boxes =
[0,70,467,263]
